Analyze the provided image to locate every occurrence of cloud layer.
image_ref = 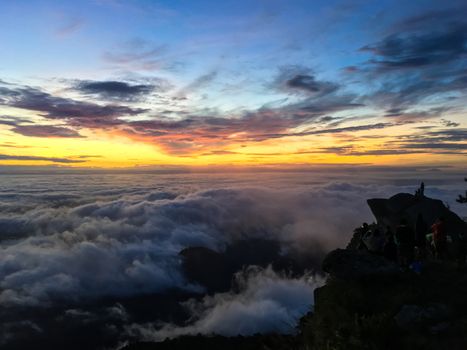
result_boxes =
[1,171,466,347]
[126,266,322,340]
[2,172,465,307]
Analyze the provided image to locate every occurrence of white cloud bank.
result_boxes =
[125,266,323,340]
[1,173,465,307]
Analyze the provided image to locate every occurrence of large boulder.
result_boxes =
[322,248,399,280]
[367,193,467,240]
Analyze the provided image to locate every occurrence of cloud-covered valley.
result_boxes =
[1,171,466,348]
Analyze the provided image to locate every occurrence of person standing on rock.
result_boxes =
[415,213,428,259]
[431,217,447,260]
[395,219,415,269]
[415,182,425,198]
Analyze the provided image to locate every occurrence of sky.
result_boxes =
[0,0,466,169]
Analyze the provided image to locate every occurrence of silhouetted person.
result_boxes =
[396,218,415,268]
[415,213,428,259]
[415,182,425,198]
[383,226,397,262]
[431,217,447,260]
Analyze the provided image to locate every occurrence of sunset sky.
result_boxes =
[0,0,466,169]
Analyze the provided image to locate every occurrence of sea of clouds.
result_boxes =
[0,170,466,345]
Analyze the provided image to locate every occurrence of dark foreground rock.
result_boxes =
[394,303,451,331]
[322,249,399,280]
[123,334,298,350]
[308,257,467,350]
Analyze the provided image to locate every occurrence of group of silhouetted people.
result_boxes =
[358,214,466,272]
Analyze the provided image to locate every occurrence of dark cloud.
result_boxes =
[365,76,467,113]
[286,74,338,95]
[72,155,103,159]
[75,80,155,100]
[317,126,467,156]
[383,107,447,122]
[401,128,467,143]
[0,116,32,126]
[0,154,85,163]
[347,149,427,156]
[396,8,467,32]
[361,22,467,70]
[441,119,460,127]
[402,142,467,150]
[11,125,83,138]
[0,84,147,128]
[317,146,460,157]
[201,150,237,156]
[424,128,467,142]
[354,8,467,116]
[274,66,339,96]
[279,122,393,139]
[341,131,467,156]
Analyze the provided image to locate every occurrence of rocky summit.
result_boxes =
[367,193,466,238]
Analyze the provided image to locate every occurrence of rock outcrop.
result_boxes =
[367,193,466,240]
[307,192,467,350]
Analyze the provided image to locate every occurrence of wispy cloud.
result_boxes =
[10,125,83,138]
[177,71,218,97]
[55,17,84,37]
[0,154,85,163]
[102,39,168,70]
